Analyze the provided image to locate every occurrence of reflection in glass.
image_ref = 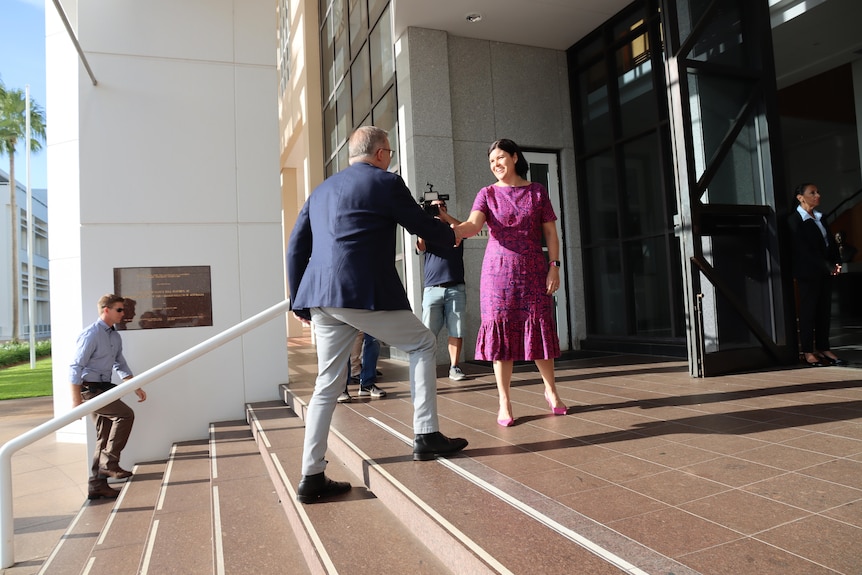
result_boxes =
[617,31,657,139]
[584,152,619,241]
[351,44,371,123]
[627,237,671,337]
[370,6,393,99]
[336,76,352,149]
[348,0,367,58]
[579,61,611,154]
[373,88,397,167]
[587,246,625,335]
[622,134,666,237]
[333,0,349,82]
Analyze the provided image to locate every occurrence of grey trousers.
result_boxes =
[301,307,439,476]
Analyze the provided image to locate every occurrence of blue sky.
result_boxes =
[0,0,48,190]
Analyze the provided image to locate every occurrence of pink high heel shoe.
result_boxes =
[497,405,514,427]
[544,391,567,416]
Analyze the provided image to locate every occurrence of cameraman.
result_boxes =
[417,200,468,381]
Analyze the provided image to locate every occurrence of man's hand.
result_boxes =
[135,388,147,402]
[292,311,312,326]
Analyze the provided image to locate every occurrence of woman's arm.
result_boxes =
[543,220,561,295]
[453,210,487,238]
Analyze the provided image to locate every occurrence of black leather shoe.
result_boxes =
[413,431,468,461]
[296,472,351,504]
[88,483,120,500]
[824,356,849,366]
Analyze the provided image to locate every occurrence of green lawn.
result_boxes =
[0,357,53,400]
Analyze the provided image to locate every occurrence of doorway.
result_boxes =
[524,151,571,350]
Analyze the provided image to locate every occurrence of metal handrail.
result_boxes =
[0,298,292,568]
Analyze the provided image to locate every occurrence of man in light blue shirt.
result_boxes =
[70,294,147,499]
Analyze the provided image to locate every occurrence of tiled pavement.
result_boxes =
[5,339,862,574]
[292,337,862,575]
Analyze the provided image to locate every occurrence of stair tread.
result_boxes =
[40,459,167,575]
[248,401,453,575]
[140,440,214,574]
[210,420,311,575]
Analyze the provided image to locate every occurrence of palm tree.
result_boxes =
[0,78,47,342]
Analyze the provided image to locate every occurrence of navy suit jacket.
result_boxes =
[288,162,456,318]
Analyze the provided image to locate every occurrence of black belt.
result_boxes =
[430,281,462,288]
[82,382,115,391]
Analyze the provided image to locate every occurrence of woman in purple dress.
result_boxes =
[455,139,566,426]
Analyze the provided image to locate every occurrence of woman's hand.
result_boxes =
[546,266,560,295]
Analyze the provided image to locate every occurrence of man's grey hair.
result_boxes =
[348,126,389,159]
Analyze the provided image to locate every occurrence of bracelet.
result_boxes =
[549,260,561,267]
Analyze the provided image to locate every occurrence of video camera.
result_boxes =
[419,183,449,217]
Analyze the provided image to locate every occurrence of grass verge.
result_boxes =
[0,357,53,400]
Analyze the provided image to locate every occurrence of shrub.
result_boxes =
[0,340,52,369]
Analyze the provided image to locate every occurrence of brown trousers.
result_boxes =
[82,388,135,487]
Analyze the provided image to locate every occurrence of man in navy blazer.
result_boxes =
[287,126,469,503]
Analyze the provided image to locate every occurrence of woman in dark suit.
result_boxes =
[788,182,846,367]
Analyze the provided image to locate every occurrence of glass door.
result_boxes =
[663,0,795,375]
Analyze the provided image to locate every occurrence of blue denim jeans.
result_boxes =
[359,333,379,387]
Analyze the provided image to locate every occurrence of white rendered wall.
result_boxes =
[46,0,287,463]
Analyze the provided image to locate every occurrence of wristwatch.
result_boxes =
[549,260,561,267]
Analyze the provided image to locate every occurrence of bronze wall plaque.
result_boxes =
[113,266,213,330]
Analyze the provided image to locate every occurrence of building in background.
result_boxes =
[1,169,50,342]
[44,0,861,464]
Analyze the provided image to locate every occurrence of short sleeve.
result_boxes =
[472,186,490,215]
[537,184,557,223]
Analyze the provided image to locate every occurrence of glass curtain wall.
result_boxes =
[320,0,404,279]
[569,0,685,354]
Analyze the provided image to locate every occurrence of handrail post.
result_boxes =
[0,299,291,568]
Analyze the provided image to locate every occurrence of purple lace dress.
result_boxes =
[472,183,561,361]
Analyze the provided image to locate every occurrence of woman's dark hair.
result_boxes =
[488,138,529,179]
[794,182,815,203]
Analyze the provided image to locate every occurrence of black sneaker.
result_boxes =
[357,384,387,398]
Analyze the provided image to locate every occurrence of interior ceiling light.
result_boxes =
[465,13,482,23]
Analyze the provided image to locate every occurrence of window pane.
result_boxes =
[584,151,619,241]
[351,43,371,125]
[622,133,666,237]
[373,88,398,168]
[586,246,625,335]
[333,0,349,82]
[323,99,336,159]
[368,0,387,26]
[370,5,393,99]
[627,237,672,337]
[336,76,352,148]
[321,14,335,100]
[348,0,367,58]
[616,31,657,138]
[579,60,611,154]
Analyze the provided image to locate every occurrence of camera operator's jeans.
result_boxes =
[421,284,466,338]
